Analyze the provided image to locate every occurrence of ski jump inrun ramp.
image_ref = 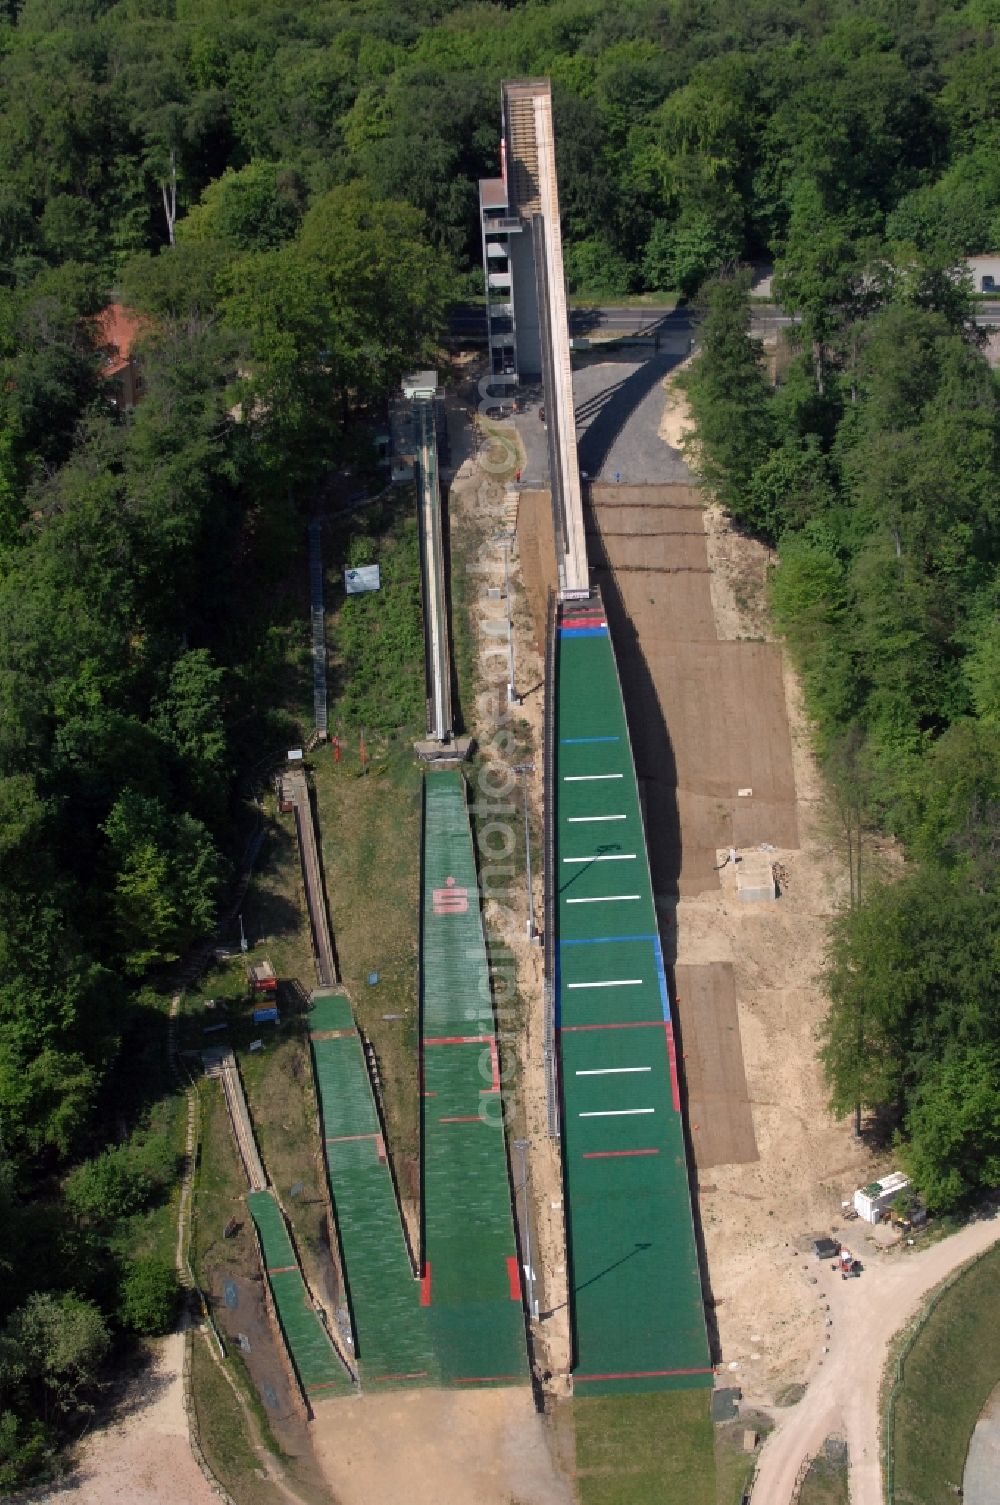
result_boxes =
[552,596,712,1394]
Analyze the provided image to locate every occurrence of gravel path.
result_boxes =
[751,1213,1000,1505]
[27,1329,218,1505]
[572,355,691,484]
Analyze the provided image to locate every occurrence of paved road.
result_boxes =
[751,1213,1000,1505]
[449,301,1000,341]
[965,1383,1000,1505]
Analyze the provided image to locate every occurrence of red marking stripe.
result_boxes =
[423,1034,490,1045]
[665,1019,681,1112]
[560,1020,665,1033]
[326,1132,378,1143]
[420,1263,432,1307]
[307,1379,345,1392]
[268,1265,297,1276]
[575,1366,714,1382]
[506,1255,522,1301]
[439,1115,482,1123]
[583,1148,661,1159]
[452,1374,522,1384]
[480,1037,501,1094]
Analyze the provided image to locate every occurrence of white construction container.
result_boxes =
[854,1171,910,1223]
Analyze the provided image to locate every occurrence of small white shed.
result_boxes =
[854,1171,910,1223]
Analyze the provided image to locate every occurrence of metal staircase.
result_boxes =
[505,89,541,215]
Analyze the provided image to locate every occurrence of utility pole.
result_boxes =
[512,1138,538,1321]
[513,763,536,940]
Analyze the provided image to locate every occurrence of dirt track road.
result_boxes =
[752,1213,1000,1505]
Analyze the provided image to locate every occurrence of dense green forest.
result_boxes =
[684,268,1000,1212]
[0,0,999,1484]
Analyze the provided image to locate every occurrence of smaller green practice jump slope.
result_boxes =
[421,771,527,1385]
[245,1189,351,1400]
[310,991,435,1387]
[555,599,711,1396]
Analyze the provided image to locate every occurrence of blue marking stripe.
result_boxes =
[652,935,672,1025]
[560,934,659,947]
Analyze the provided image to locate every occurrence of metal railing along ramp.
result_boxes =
[414,400,453,743]
[213,1047,266,1191]
[308,520,328,738]
[282,766,337,987]
[532,90,588,598]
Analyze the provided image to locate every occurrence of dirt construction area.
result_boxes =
[314,1389,573,1505]
[587,482,798,898]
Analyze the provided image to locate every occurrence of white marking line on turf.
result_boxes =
[563,774,624,782]
[566,895,640,904]
[576,1067,652,1076]
[579,1108,654,1117]
[566,980,643,990]
[562,854,636,863]
[567,814,626,822]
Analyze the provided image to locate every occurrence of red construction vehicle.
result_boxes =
[831,1246,862,1279]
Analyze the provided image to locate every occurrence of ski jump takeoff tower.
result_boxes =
[478,80,588,599]
[480,82,713,1395]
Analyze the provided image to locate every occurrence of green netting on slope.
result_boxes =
[420,772,527,1384]
[555,609,711,1396]
[309,991,436,1387]
[245,1189,351,1397]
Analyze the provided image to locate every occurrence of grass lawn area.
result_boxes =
[799,1445,849,1505]
[311,742,423,1197]
[573,1392,716,1505]
[890,1240,1000,1504]
[714,1420,760,1505]
[238,1030,337,1305]
[190,1081,253,1280]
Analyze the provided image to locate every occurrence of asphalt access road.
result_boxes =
[448,301,1000,340]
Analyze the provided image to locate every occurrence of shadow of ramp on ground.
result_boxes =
[575,353,681,479]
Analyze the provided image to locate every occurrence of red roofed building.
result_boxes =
[93,302,150,408]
